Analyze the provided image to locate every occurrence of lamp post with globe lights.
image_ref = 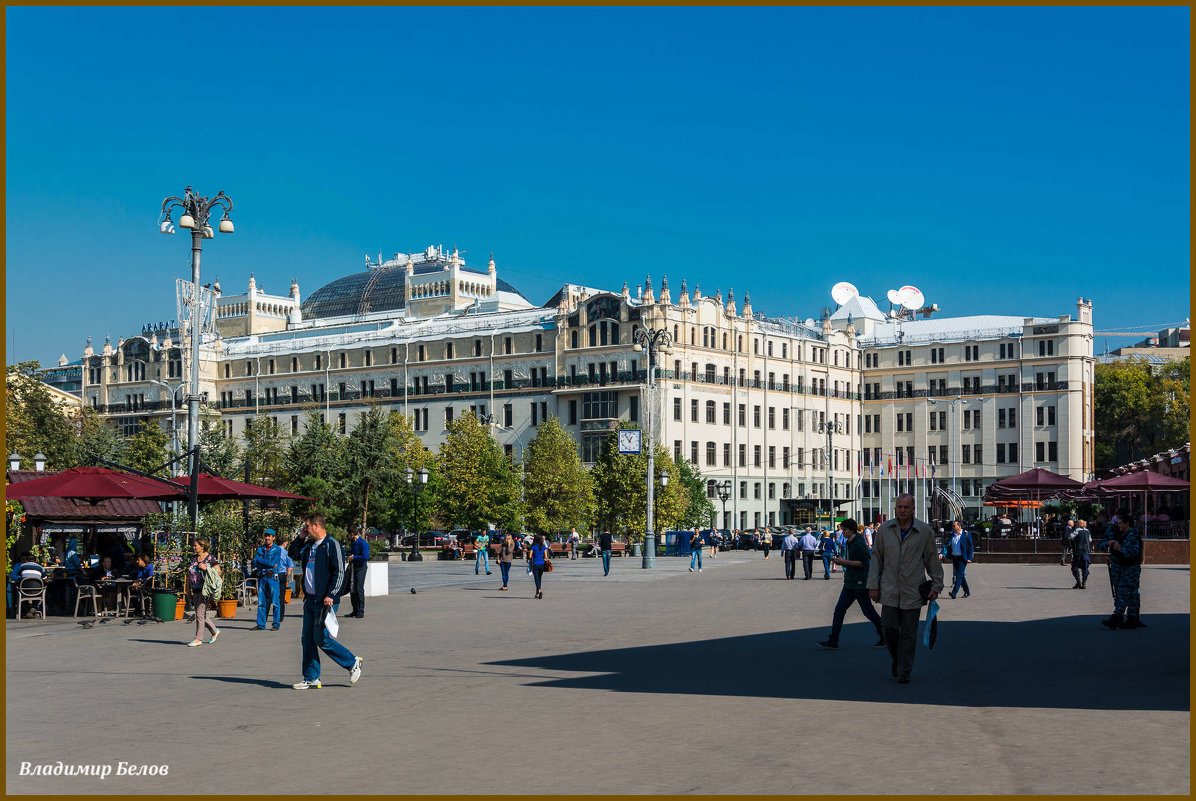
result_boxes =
[632,325,673,568]
[404,466,429,561]
[158,187,234,532]
[716,479,732,531]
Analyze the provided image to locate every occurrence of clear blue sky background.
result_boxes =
[6,7,1190,366]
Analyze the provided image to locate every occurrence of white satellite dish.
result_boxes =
[804,318,817,328]
[830,281,859,306]
[897,285,925,309]
[886,289,901,306]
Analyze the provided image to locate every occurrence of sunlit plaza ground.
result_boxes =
[6,555,1190,795]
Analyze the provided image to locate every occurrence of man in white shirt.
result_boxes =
[863,523,874,549]
[798,528,821,580]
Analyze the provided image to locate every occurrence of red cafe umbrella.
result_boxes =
[988,467,1083,493]
[1099,471,1190,492]
[167,473,312,502]
[4,467,186,505]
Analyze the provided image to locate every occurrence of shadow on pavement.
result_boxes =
[129,638,189,646]
[192,675,294,689]
[489,614,1190,711]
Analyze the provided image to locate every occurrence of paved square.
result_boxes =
[6,555,1190,794]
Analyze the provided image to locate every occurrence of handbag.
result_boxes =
[544,559,554,573]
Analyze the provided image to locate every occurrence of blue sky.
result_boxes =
[6,7,1190,366]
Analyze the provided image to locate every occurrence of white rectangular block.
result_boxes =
[364,562,389,597]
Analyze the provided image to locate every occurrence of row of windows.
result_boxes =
[674,399,840,434]
[869,340,1055,368]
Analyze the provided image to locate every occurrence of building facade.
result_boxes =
[80,243,1094,527]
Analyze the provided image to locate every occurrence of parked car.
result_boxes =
[400,531,445,548]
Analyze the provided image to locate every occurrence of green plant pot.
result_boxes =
[150,590,178,622]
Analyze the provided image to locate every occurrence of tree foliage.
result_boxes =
[199,421,239,477]
[285,411,347,526]
[75,408,127,467]
[126,420,170,476]
[240,415,287,488]
[1094,356,1190,469]
[590,423,688,540]
[677,459,716,529]
[343,405,399,531]
[522,416,594,535]
[436,412,522,530]
[377,412,439,533]
[5,361,78,470]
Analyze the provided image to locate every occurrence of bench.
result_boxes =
[549,543,568,559]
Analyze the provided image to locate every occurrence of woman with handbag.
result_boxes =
[497,533,516,591]
[186,538,222,647]
[528,534,551,599]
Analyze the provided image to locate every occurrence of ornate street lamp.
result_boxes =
[405,466,430,561]
[9,453,21,472]
[716,479,732,531]
[633,326,673,568]
[33,453,46,472]
[159,187,234,533]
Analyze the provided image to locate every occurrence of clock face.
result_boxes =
[618,430,641,454]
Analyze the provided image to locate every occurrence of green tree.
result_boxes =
[5,361,78,470]
[590,423,688,540]
[199,421,239,477]
[241,415,287,487]
[377,412,439,534]
[522,416,595,535]
[1094,357,1190,469]
[285,411,348,526]
[344,405,399,531]
[125,420,170,476]
[436,412,522,530]
[74,408,127,467]
[677,459,716,529]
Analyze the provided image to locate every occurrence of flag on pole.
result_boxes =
[930,452,936,477]
[869,451,874,477]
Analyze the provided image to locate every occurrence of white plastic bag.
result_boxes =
[324,608,339,638]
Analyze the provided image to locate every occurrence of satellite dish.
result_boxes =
[804,318,817,328]
[830,281,859,306]
[897,285,925,309]
[886,289,901,305]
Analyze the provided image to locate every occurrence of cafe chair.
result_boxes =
[16,577,47,619]
[73,579,101,617]
[239,577,259,606]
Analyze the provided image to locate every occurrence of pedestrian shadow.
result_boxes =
[487,613,1189,711]
[128,638,190,646]
[191,675,293,689]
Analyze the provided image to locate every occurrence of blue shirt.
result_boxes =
[10,562,45,582]
[252,544,282,577]
[350,537,370,564]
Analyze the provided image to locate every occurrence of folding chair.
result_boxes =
[17,577,47,619]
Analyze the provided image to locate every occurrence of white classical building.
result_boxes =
[80,243,1094,527]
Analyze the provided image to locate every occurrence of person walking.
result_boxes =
[186,538,221,647]
[1061,519,1075,565]
[598,529,614,576]
[833,528,846,573]
[818,529,837,580]
[528,534,551,599]
[287,527,308,600]
[252,529,283,631]
[781,528,800,579]
[1102,510,1145,629]
[761,528,772,559]
[497,533,515,590]
[275,534,294,625]
[688,529,704,573]
[569,528,581,560]
[475,528,492,576]
[798,527,820,580]
[817,519,886,649]
[942,520,974,599]
[866,494,943,684]
[346,527,370,618]
[293,513,363,689]
[1068,519,1092,589]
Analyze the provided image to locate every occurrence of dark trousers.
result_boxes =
[950,557,970,596]
[827,587,883,645]
[881,605,922,679]
[531,565,545,591]
[783,550,797,579]
[762,544,770,557]
[801,550,816,579]
[1070,554,1091,585]
[277,575,288,621]
[349,562,367,616]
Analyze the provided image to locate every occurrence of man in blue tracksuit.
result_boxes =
[942,520,974,599]
[252,529,283,630]
[346,527,370,618]
[293,513,362,690]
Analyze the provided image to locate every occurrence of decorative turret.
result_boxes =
[405,254,415,276]
[715,288,723,308]
[290,277,301,302]
[660,275,672,305]
[622,281,630,302]
[488,252,496,276]
[102,334,113,357]
[742,291,752,318]
[643,274,655,304]
[58,354,68,367]
[84,337,93,358]
[822,316,833,336]
[693,284,702,303]
[679,278,690,308]
[726,288,737,317]
[248,273,256,293]
[212,276,221,297]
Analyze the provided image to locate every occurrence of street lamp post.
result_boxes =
[159,187,234,533]
[404,466,429,561]
[148,379,185,459]
[716,479,732,531]
[633,326,673,569]
[817,419,844,525]
[928,395,988,521]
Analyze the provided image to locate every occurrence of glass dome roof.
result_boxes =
[300,262,530,320]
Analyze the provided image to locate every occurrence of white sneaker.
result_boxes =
[689,567,694,572]
[698,568,702,572]
[292,678,322,690]
[349,656,363,684]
